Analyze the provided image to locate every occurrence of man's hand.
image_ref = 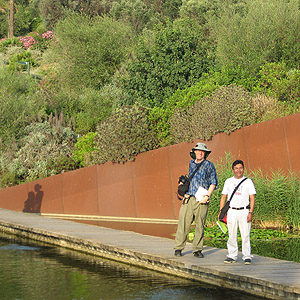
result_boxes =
[199,195,210,203]
[247,213,253,223]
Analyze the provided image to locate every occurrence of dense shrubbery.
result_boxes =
[255,62,300,106]
[0,117,78,187]
[110,0,158,34]
[0,69,45,145]
[41,87,114,135]
[147,69,254,146]
[212,0,300,75]
[147,72,221,146]
[0,37,22,52]
[45,13,133,90]
[122,18,214,106]
[0,0,300,190]
[38,0,116,30]
[91,104,159,164]
[73,132,97,167]
[170,85,255,142]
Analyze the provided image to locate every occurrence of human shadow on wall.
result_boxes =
[23,184,44,213]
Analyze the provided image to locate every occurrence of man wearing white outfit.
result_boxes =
[219,160,256,265]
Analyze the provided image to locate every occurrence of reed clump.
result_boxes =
[207,154,300,230]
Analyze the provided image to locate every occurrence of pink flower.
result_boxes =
[42,31,54,40]
[20,36,36,49]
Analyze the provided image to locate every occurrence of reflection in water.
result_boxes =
[0,243,40,251]
[74,219,178,239]
[0,232,264,300]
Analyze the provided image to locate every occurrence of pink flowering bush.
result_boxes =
[38,31,55,51]
[19,35,36,49]
[42,31,54,39]
[19,31,55,51]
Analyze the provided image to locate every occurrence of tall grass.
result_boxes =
[207,154,300,230]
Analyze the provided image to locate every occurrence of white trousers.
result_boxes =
[227,208,252,261]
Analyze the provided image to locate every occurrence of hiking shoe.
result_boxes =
[193,250,204,258]
[224,257,236,264]
[174,250,182,257]
[244,258,252,265]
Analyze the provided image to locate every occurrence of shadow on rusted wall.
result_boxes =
[0,113,300,220]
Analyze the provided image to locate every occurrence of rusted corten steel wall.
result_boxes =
[0,113,300,220]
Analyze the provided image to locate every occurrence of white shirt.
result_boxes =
[222,176,256,207]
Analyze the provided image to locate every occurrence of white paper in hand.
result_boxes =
[195,186,208,203]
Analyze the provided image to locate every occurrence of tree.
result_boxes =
[110,0,154,34]
[213,0,300,75]
[0,0,11,38]
[122,18,214,107]
[38,0,114,30]
[179,0,247,25]
[47,13,133,90]
[8,0,14,37]
[0,0,42,38]
[0,69,46,145]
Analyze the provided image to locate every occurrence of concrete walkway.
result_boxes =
[0,208,299,300]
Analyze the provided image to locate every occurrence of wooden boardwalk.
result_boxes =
[0,208,299,300]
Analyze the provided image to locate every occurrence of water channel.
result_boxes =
[0,231,265,300]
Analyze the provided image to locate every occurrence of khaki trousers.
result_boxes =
[174,196,208,253]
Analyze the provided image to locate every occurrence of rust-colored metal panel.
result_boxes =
[134,147,175,219]
[62,165,99,215]
[168,142,194,218]
[27,175,63,214]
[97,161,136,217]
[283,113,300,171]
[2,112,300,228]
[0,183,28,211]
[244,118,289,173]
[207,130,249,169]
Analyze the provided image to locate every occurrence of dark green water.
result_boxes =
[0,232,264,300]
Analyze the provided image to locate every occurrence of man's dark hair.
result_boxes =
[232,159,244,169]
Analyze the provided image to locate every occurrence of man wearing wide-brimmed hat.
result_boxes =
[174,142,218,258]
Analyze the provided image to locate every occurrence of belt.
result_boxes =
[231,205,250,210]
[183,195,209,205]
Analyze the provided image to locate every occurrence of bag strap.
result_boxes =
[188,160,205,181]
[228,177,248,202]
